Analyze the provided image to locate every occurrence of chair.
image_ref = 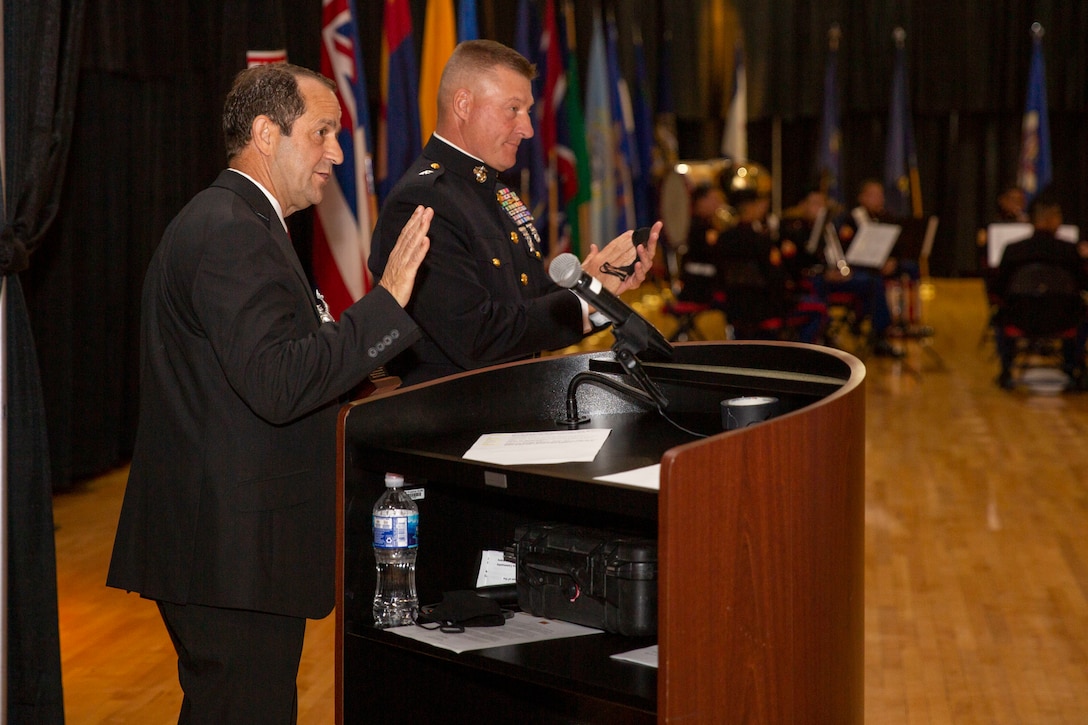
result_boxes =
[995,262,1085,383]
[665,258,725,342]
[664,298,715,341]
[718,256,824,342]
[821,287,867,349]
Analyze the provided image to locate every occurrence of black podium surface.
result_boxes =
[335,341,866,724]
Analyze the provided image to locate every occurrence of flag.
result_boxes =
[585,9,616,246]
[652,16,679,182]
[818,24,843,205]
[378,0,422,203]
[314,0,378,318]
[630,19,656,228]
[538,0,562,255]
[240,0,288,67]
[511,0,546,224]
[605,12,636,236]
[720,43,747,161]
[558,0,591,257]
[246,49,287,66]
[883,28,921,218]
[1017,25,1052,203]
[458,0,478,42]
[419,0,456,144]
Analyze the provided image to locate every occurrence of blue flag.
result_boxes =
[883,28,920,218]
[585,10,615,246]
[1017,28,1052,203]
[605,12,636,236]
[378,0,423,204]
[631,21,656,228]
[818,26,843,205]
[511,0,546,228]
[458,0,478,42]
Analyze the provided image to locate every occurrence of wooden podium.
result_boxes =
[335,341,865,724]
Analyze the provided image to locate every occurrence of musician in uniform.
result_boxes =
[828,179,901,355]
[676,182,730,307]
[370,39,660,385]
[977,185,1029,301]
[710,181,826,344]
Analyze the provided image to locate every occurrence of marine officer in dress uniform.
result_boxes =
[370,39,661,386]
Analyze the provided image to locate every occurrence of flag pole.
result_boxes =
[892,27,923,219]
[0,0,8,709]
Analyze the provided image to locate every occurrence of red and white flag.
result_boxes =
[314,0,378,318]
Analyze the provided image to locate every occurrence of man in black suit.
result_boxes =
[107,63,432,722]
[992,193,1088,389]
[369,39,660,386]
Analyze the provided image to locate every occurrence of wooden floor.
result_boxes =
[54,278,1088,723]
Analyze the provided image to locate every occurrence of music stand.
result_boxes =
[987,223,1080,268]
[845,222,900,270]
[893,217,933,264]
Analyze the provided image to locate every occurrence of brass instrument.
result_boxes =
[659,158,772,245]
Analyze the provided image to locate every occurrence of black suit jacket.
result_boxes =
[369,137,586,385]
[107,170,420,619]
[995,231,1087,299]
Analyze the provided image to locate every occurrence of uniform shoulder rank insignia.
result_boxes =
[417,162,442,183]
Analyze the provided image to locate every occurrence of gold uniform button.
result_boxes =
[535,251,542,259]
[510,232,518,244]
[430,162,440,169]
[492,258,501,267]
[520,273,529,286]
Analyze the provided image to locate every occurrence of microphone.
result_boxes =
[549,253,673,360]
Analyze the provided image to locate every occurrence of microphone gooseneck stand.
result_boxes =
[557,316,670,428]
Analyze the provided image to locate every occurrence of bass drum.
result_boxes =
[658,158,734,249]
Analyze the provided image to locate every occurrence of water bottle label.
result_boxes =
[373,511,418,548]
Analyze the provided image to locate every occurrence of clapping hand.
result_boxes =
[581,220,661,296]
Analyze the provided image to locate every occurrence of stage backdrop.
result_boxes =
[17,0,1088,489]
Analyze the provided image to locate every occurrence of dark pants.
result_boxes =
[157,600,305,725]
[994,323,1088,378]
[815,270,892,335]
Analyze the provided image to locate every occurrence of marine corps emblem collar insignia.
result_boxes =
[473,165,488,183]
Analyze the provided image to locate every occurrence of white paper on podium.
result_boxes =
[387,612,604,654]
[594,464,660,490]
[610,644,659,668]
[475,550,517,588]
[462,428,611,465]
[845,222,900,269]
[987,223,1080,267]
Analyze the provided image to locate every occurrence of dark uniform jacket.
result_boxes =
[995,231,1087,299]
[107,170,420,619]
[369,136,586,385]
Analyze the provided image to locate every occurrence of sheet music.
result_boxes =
[987,223,1080,267]
[845,222,901,269]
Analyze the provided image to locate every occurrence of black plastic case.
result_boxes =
[511,522,658,637]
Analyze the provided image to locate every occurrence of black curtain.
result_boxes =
[733,0,1088,278]
[21,0,319,490]
[3,0,84,718]
[18,0,1088,492]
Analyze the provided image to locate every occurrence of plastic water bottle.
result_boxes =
[372,473,418,628]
